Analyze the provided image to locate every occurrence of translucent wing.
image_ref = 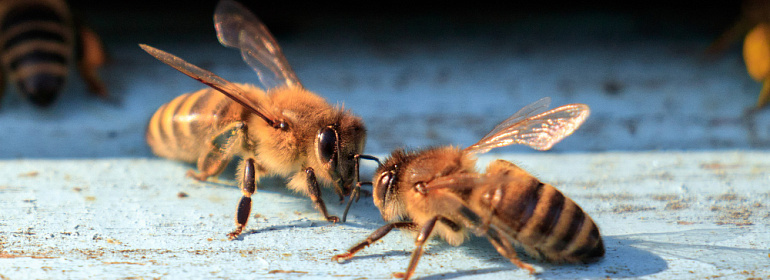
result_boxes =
[464,99,590,155]
[423,173,485,192]
[214,0,301,90]
[482,97,552,140]
[140,44,286,129]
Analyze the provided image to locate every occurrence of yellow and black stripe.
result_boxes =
[486,177,604,263]
[146,87,248,162]
[0,0,74,106]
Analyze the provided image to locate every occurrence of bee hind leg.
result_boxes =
[188,122,245,181]
[227,157,264,240]
[486,227,537,274]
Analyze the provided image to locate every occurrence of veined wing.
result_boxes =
[464,99,589,155]
[214,0,301,90]
[140,44,286,129]
[482,97,552,141]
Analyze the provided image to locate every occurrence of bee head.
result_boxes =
[314,114,366,196]
[372,149,411,221]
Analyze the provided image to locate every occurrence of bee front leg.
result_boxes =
[305,167,338,223]
[393,216,442,280]
[342,154,380,222]
[227,158,264,240]
[188,122,245,181]
[332,222,415,262]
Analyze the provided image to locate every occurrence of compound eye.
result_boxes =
[375,171,393,201]
[378,172,393,189]
[317,126,338,164]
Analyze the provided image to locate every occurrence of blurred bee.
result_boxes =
[707,0,770,56]
[0,0,107,107]
[743,23,770,109]
[706,0,770,109]
[333,98,603,279]
[141,0,369,240]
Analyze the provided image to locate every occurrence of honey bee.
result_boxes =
[744,23,770,109]
[141,0,370,240]
[0,0,107,107]
[333,98,603,279]
[707,0,770,56]
[706,0,770,108]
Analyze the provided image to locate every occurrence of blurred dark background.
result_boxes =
[67,1,743,41]
[2,0,766,158]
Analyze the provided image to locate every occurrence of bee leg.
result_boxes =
[189,149,232,181]
[305,167,339,223]
[188,122,245,181]
[486,228,537,274]
[75,22,108,98]
[332,222,415,262]
[341,181,360,223]
[481,186,504,232]
[481,160,522,230]
[340,181,374,222]
[438,217,462,232]
[227,158,263,240]
[758,78,770,108]
[705,16,751,56]
[0,72,5,103]
[342,154,380,222]
[393,215,442,280]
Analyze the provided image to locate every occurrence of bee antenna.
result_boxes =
[356,154,381,167]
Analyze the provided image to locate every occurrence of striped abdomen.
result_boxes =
[146,87,249,162]
[0,0,74,106]
[472,160,604,263]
